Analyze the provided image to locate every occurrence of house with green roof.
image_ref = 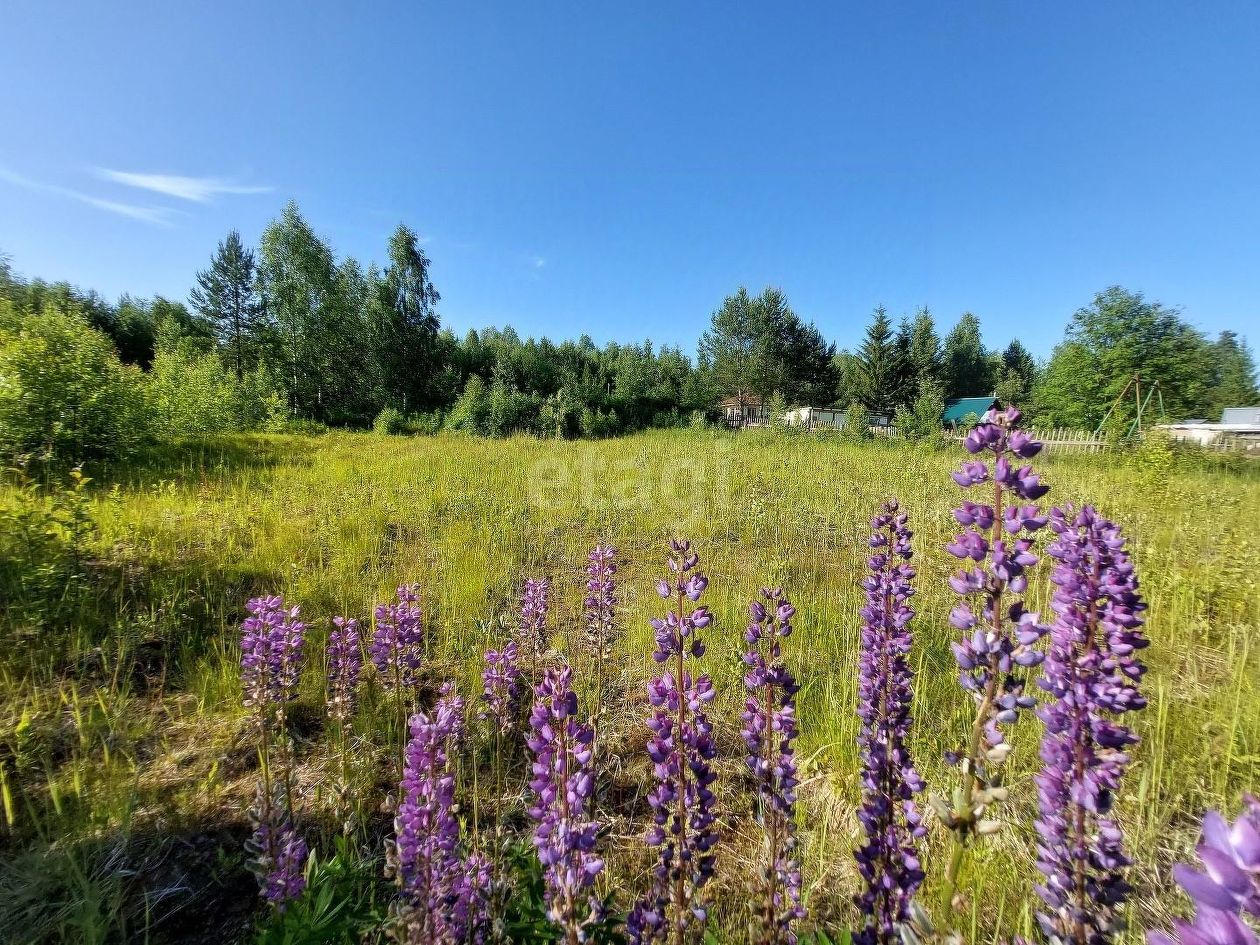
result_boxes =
[942,396,999,428]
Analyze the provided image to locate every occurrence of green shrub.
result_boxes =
[373,407,407,435]
[0,301,150,460]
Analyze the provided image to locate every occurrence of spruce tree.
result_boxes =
[940,312,994,399]
[853,307,908,419]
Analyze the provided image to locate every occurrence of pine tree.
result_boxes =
[905,307,941,397]
[189,230,264,378]
[852,307,908,419]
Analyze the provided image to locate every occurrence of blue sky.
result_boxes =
[2,1,1258,358]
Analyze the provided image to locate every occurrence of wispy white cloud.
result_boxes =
[0,166,174,225]
[94,168,272,202]
[531,255,547,269]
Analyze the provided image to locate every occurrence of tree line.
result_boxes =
[1,201,1256,459]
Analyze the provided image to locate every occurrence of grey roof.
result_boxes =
[1221,407,1260,424]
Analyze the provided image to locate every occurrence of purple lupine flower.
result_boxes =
[628,539,719,945]
[241,595,307,724]
[372,584,424,694]
[248,813,309,907]
[1172,795,1260,917]
[742,587,805,945]
[1148,795,1260,945]
[854,501,925,945]
[481,639,524,734]
[941,408,1050,902]
[526,663,605,941]
[326,616,363,726]
[519,577,552,660]
[389,682,485,944]
[1149,912,1256,945]
[584,545,618,660]
[1034,505,1149,944]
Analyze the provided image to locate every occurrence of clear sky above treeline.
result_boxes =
[2,1,1258,358]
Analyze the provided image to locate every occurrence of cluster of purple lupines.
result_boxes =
[742,587,805,944]
[239,595,310,908]
[1033,506,1149,944]
[526,664,605,943]
[1149,795,1260,945]
[854,502,926,945]
[372,584,425,695]
[520,577,552,661]
[627,539,719,945]
[326,615,363,727]
[481,639,524,735]
[389,683,490,943]
[941,408,1050,897]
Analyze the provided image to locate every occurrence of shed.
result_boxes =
[942,396,999,427]
[1222,406,1260,425]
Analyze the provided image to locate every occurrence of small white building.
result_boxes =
[1156,406,1260,450]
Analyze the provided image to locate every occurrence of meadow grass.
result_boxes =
[1,428,1257,943]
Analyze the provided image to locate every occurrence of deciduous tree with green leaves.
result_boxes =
[1033,286,1216,428]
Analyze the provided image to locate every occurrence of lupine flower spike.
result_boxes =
[627,539,719,945]
[527,664,605,943]
[584,545,618,719]
[520,577,552,674]
[855,502,925,945]
[241,594,308,731]
[373,584,425,772]
[939,408,1050,907]
[240,595,309,908]
[327,616,363,728]
[388,683,490,944]
[371,584,425,697]
[327,615,363,831]
[1148,794,1260,945]
[742,587,805,944]
[481,639,524,735]
[1035,506,1148,944]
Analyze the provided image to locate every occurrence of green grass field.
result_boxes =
[2,429,1257,944]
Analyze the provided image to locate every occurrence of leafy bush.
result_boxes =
[842,402,871,440]
[0,301,150,460]
[373,407,407,435]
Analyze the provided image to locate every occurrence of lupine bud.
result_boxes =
[854,501,925,945]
